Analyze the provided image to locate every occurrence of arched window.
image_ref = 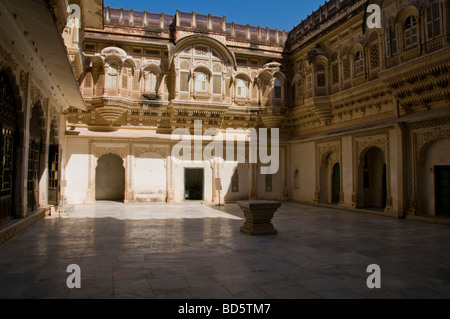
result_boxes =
[426,1,442,41]
[386,24,398,57]
[404,16,418,48]
[145,72,158,92]
[106,64,118,88]
[195,72,207,93]
[274,78,282,99]
[316,65,326,87]
[354,51,364,77]
[236,79,247,98]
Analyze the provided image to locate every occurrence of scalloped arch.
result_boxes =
[169,35,237,71]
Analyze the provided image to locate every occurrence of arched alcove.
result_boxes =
[418,138,450,216]
[358,147,387,209]
[95,153,125,201]
[319,152,340,204]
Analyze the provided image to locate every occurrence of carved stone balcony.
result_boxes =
[260,106,287,129]
[97,105,128,126]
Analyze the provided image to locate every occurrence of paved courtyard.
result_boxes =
[0,202,449,299]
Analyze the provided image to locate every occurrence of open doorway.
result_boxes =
[95,153,125,202]
[184,168,204,201]
[359,147,387,209]
[435,166,450,217]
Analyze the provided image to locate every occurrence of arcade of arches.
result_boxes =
[1,0,450,237]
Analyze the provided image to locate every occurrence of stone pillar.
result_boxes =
[191,11,196,28]
[222,16,226,32]
[167,156,176,203]
[160,13,165,29]
[143,10,148,27]
[394,123,407,218]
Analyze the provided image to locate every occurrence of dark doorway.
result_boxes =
[360,147,386,209]
[0,71,17,223]
[184,168,204,200]
[332,163,340,204]
[95,153,125,202]
[382,163,387,208]
[435,166,450,217]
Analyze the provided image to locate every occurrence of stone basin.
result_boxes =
[237,200,281,235]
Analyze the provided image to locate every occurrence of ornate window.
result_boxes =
[195,72,207,93]
[144,72,158,92]
[316,64,326,87]
[106,64,118,88]
[274,78,282,99]
[404,16,418,49]
[354,51,364,77]
[213,73,222,95]
[236,79,247,98]
[0,72,16,219]
[179,70,190,92]
[386,24,398,57]
[426,1,442,41]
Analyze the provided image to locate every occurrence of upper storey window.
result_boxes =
[426,1,442,40]
[106,64,118,88]
[179,70,190,92]
[195,72,207,93]
[404,16,418,49]
[236,79,247,98]
[315,65,326,87]
[274,78,282,99]
[386,24,398,57]
[354,51,364,77]
[145,72,158,92]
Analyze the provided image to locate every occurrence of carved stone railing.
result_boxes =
[104,7,287,47]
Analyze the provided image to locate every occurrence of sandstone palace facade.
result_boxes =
[1,0,450,234]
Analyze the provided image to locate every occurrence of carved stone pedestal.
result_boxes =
[237,200,281,235]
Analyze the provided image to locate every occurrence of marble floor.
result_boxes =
[0,202,449,299]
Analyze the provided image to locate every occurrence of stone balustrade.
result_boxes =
[104,6,287,46]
